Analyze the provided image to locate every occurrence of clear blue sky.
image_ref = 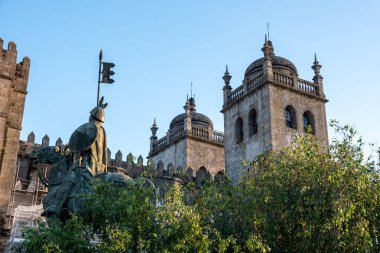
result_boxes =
[1,0,379,160]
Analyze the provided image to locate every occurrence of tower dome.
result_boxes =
[244,39,298,78]
[170,111,213,130]
[245,55,298,78]
[169,97,213,130]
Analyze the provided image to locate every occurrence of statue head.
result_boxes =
[90,96,108,123]
[90,107,105,123]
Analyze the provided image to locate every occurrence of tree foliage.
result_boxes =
[19,121,380,252]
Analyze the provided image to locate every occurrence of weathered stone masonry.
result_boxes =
[222,38,328,184]
[0,39,30,214]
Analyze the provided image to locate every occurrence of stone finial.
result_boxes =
[188,96,196,112]
[0,38,3,50]
[183,96,193,132]
[42,134,50,147]
[55,137,63,147]
[311,53,322,75]
[150,118,158,136]
[115,150,122,160]
[312,53,324,96]
[8,41,16,53]
[127,153,134,163]
[222,65,232,87]
[183,95,196,115]
[261,34,274,59]
[115,150,122,167]
[137,155,143,167]
[27,131,35,143]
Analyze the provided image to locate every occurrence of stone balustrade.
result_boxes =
[192,127,209,139]
[152,126,224,153]
[212,131,224,143]
[228,85,244,105]
[247,73,264,92]
[273,71,294,87]
[169,128,185,143]
[226,71,322,107]
[298,78,319,95]
[156,136,167,150]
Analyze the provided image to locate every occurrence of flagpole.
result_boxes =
[97,49,103,106]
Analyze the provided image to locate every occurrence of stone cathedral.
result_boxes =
[149,37,328,184]
[0,36,328,248]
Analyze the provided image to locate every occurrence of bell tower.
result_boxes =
[222,38,328,184]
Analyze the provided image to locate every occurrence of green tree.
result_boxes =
[80,179,157,252]
[19,121,380,253]
[155,183,209,252]
[247,122,380,252]
[17,216,94,253]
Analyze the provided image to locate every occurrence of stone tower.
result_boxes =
[148,97,225,178]
[222,37,328,183]
[0,39,30,214]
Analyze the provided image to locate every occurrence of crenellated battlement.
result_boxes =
[107,149,183,179]
[18,132,227,186]
[0,38,30,86]
[0,38,17,57]
[107,149,226,186]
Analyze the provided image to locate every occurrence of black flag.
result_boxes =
[101,62,115,84]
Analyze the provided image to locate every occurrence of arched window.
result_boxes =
[235,117,244,144]
[249,109,258,136]
[214,171,227,184]
[186,167,194,182]
[195,166,211,187]
[285,105,297,129]
[157,160,164,175]
[303,111,315,134]
[167,163,174,176]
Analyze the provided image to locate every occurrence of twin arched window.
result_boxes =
[235,109,258,144]
[284,106,315,134]
[234,106,316,143]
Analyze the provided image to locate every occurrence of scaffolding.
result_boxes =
[5,161,47,250]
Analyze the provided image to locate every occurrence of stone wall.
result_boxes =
[0,39,30,214]
[223,85,272,184]
[269,83,329,152]
[150,138,187,172]
[0,39,30,251]
[186,136,224,176]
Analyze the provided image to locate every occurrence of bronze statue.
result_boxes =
[34,97,154,221]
